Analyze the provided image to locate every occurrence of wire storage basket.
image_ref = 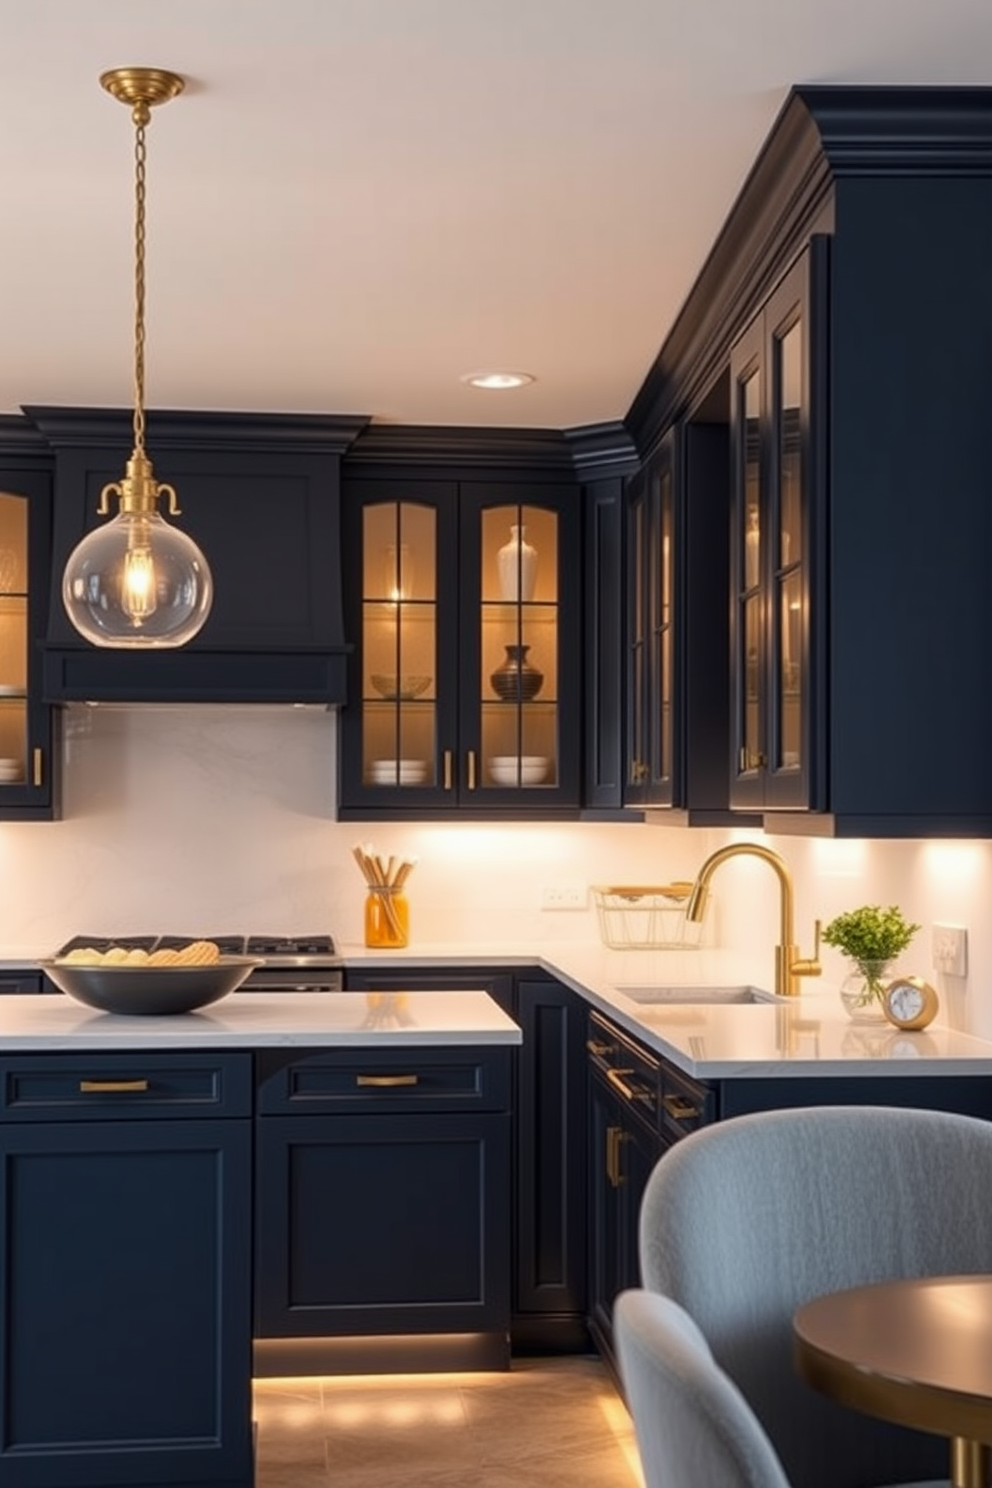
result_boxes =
[592,883,704,950]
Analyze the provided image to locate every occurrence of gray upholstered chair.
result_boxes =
[615,1288,794,1488]
[638,1105,992,1488]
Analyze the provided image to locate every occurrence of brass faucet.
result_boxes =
[685,843,821,997]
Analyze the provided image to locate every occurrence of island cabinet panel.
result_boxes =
[254,1046,512,1371]
[342,967,589,1350]
[0,1062,253,1488]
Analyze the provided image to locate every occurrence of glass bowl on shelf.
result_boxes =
[369,673,431,701]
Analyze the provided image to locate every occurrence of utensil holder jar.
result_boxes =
[364,888,410,948]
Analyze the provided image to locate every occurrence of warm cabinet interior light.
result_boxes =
[62,67,213,650]
[460,371,535,390]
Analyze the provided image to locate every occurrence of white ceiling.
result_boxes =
[4,0,992,431]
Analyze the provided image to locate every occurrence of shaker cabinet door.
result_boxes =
[0,1118,253,1488]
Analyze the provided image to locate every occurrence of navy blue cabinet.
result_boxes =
[343,966,589,1351]
[729,248,825,813]
[586,1012,666,1372]
[624,432,679,808]
[0,434,60,821]
[339,463,582,817]
[513,978,588,1350]
[24,408,367,705]
[254,1045,512,1373]
[0,1052,253,1488]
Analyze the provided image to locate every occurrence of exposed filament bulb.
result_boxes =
[122,539,157,621]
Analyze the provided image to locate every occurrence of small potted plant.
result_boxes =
[822,904,921,1022]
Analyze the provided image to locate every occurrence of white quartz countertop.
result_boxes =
[341,940,992,1078]
[6,940,992,1074]
[0,991,521,1051]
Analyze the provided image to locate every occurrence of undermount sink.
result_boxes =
[615,984,780,1005]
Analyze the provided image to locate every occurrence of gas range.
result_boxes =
[54,934,344,991]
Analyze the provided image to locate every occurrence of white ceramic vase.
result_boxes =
[497,524,538,602]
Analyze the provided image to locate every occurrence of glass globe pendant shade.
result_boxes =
[62,509,213,649]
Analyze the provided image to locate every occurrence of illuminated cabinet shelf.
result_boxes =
[339,472,581,817]
[0,442,59,821]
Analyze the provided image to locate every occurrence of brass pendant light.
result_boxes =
[62,68,213,648]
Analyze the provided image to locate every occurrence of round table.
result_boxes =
[793,1274,992,1488]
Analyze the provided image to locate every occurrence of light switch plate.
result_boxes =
[932,923,968,978]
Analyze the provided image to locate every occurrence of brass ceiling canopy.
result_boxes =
[61,66,214,649]
[99,67,185,113]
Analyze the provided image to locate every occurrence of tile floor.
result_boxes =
[253,1355,645,1488]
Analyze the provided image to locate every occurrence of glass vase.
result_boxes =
[839,958,892,1023]
[364,888,409,948]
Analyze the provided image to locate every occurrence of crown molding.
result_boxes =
[21,407,371,456]
[625,84,992,454]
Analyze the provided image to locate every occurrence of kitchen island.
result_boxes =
[0,990,519,1488]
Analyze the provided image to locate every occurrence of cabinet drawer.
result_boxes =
[0,1052,252,1120]
[256,1046,511,1114]
[587,1011,660,1135]
[659,1060,715,1141]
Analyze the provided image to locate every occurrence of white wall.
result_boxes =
[0,705,700,951]
[1,706,988,1038]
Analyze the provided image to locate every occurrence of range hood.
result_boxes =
[26,408,368,705]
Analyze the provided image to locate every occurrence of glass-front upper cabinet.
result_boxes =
[0,469,58,819]
[478,501,560,793]
[624,431,678,808]
[360,499,440,791]
[340,476,580,816]
[729,245,824,811]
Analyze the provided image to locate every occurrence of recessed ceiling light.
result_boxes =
[460,370,536,390]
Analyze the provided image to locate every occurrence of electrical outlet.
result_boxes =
[932,923,968,978]
[540,883,587,911]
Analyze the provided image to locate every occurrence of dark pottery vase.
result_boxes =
[490,644,544,701]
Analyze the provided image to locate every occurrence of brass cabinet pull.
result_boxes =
[663,1092,700,1121]
[606,1125,619,1187]
[467,750,477,790]
[443,750,453,791]
[606,1067,644,1102]
[586,1038,614,1058]
[32,748,43,787]
[606,1125,627,1187]
[356,1073,419,1088]
[79,1079,150,1093]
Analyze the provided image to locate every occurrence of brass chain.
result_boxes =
[132,106,148,454]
